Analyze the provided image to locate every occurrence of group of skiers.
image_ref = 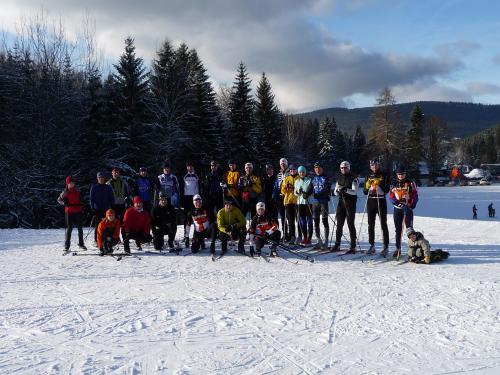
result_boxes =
[58,157,442,264]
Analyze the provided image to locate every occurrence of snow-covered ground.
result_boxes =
[0,186,499,374]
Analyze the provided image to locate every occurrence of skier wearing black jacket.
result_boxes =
[90,171,115,242]
[151,192,177,251]
[311,161,331,250]
[363,160,390,256]
[332,161,358,253]
[203,160,224,217]
[262,163,278,222]
[185,194,217,254]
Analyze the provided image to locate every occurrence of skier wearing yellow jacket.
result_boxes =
[223,160,241,205]
[281,164,299,243]
[217,199,247,254]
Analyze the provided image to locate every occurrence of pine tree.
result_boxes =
[254,72,283,165]
[350,126,367,173]
[318,117,336,173]
[110,36,149,169]
[228,62,255,164]
[406,104,424,181]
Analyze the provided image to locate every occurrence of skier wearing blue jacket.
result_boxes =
[311,161,331,250]
[134,167,156,212]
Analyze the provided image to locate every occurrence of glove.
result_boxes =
[265,229,274,235]
[220,182,228,189]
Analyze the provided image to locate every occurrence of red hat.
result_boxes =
[133,196,142,204]
[65,176,73,185]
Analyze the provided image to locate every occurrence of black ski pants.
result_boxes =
[254,231,281,252]
[192,223,217,253]
[152,223,177,250]
[393,206,413,250]
[122,230,152,252]
[298,204,313,241]
[65,212,84,250]
[335,199,356,248]
[313,202,330,243]
[101,227,119,253]
[367,198,389,248]
[206,193,223,218]
[219,228,246,253]
[285,204,297,240]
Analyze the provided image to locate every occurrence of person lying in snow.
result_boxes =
[406,227,449,264]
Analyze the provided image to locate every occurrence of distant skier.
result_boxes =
[122,196,152,254]
[96,209,121,255]
[294,166,313,246]
[217,199,247,254]
[363,160,390,256]
[406,227,449,264]
[248,202,281,257]
[389,165,418,258]
[107,167,132,221]
[90,171,115,243]
[332,161,359,253]
[311,161,331,250]
[58,176,86,252]
[472,204,478,219]
[151,192,177,252]
[185,194,216,254]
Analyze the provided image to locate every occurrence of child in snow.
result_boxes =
[406,227,449,264]
[97,209,121,255]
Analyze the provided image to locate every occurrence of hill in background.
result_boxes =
[299,101,500,138]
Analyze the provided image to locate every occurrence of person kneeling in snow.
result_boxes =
[122,196,152,253]
[406,227,449,264]
[97,209,121,255]
[217,199,247,254]
[185,194,217,254]
[249,202,281,257]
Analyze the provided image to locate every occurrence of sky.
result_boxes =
[1,0,500,112]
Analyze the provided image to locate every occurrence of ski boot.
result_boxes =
[345,246,356,255]
[380,247,389,257]
[295,236,303,245]
[270,246,278,257]
[78,244,88,251]
[249,245,255,257]
[366,245,376,255]
[392,248,401,258]
[330,243,341,252]
[184,237,190,248]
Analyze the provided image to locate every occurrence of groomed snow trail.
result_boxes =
[0,186,499,374]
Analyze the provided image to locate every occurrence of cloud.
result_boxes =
[433,41,481,57]
[392,78,472,103]
[466,81,500,95]
[0,1,470,111]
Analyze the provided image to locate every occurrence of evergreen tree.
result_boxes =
[406,104,424,181]
[318,117,336,174]
[350,126,367,173]
[254,72,283,165]
[228,62,255,164]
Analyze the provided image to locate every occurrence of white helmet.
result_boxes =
[193,194,202,202]
[256,202,265,210]
[279,158,288,166]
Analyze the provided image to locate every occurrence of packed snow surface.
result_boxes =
[0,186,499,374]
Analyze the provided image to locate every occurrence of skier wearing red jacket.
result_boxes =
[57,176,87,251]
[122,196,152,253]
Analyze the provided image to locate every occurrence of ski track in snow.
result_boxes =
[0,186,499,374]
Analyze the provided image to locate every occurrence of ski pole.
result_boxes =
[263,235,314,262]
[84,214,96,241]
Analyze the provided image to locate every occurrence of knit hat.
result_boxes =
[397,164,406,174]
[224,198,234,205]
[133,196,142,204]
[314,161,323,168]
[228,160,235,165]
[65,176,73,185]
[96,171,105,178]
[256,202,265,210]
[193,194,202,202]
[288,164,297,170]
[139,167,147,172]
[298,166,306,174]
[406,227,416,237]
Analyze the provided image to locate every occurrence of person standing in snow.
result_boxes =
[203,160,224,217]
[217,199,247,254]
[389,165,418,258]
[248,202,281,257]
[185,194,217,254]
[90,171,115,243]
[134,167,156,212]
[332,161,358,253]
[262,163,278,223]
[122,196,152,254]
[238,162,263,221]
[223,160,241,206]
[363,160,390,256]
[488,203,494,218]
[158,162,180,208]
[151,192,177,252]
[58,176,86,251]
[294,165,313,246]
[107,167,132,221]
[472,204,478,219]
[281,164,299,244]
[311,161,331,250]
[182,161,200,247]
[96,209,121,255]
[275,158,290,236]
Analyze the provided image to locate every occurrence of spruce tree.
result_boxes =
[406,104,424,182]
[254,72,283,165]
[228,62,255,164]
